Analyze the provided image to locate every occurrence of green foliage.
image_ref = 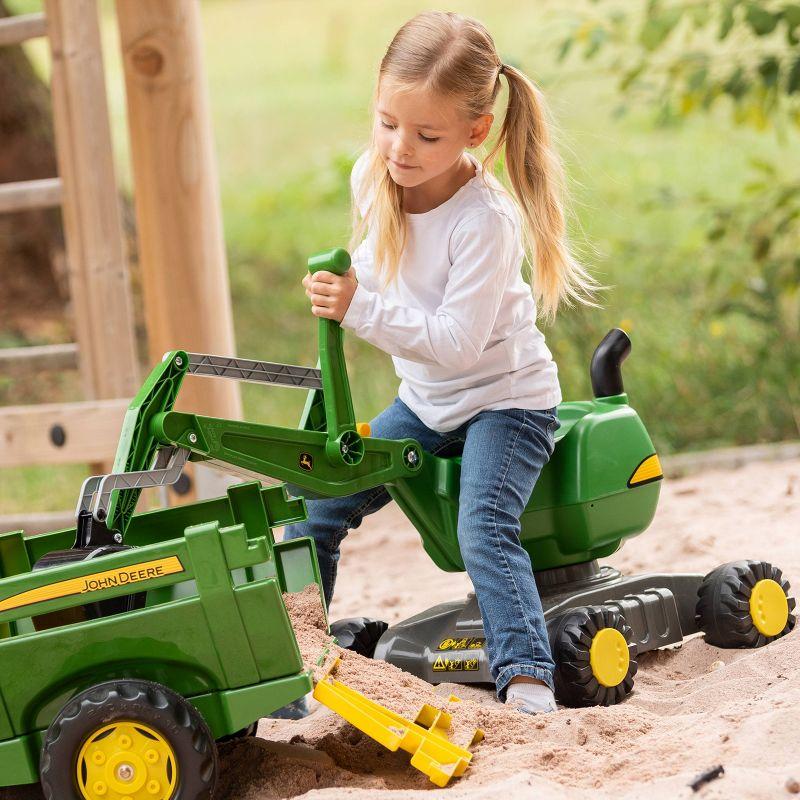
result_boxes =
[559,1,800,128]
[557,0,799,440]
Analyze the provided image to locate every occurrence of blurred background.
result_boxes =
[1,0,798,516]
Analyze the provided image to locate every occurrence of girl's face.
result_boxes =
[374,79,492,188]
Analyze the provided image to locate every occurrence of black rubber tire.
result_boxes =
[696,560,796,648]
[329,617,389,658]
[217,721,258,743]
[551,605,638,707]
[40,679,218,800]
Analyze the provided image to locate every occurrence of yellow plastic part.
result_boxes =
[313,658,483,787]
[750,578,789,637]
[76,721,177,800]
[628,453,663,486]
[589,628,630,688]
[356,422,371,437]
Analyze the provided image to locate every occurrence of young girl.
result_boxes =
[284,10,600,714]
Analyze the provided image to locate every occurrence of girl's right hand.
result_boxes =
[302,268,357,322]
[302,271,313,299]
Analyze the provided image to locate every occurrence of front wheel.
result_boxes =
[40,679,218,800]
[696,560,796,648]
[551,605,638,707]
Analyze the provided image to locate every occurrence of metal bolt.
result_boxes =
[407,449,419,465]
[188,432,198,444]
[113,533,123,544]
[116,763,135,782]
[341,443,349,454]
[175,356,184,367]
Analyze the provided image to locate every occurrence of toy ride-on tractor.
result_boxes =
[1,248,794,799]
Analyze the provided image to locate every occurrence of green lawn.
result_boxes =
[2,0,797,515]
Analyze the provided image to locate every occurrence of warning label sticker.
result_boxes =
[436,637,485,651]
[432,655,481,672]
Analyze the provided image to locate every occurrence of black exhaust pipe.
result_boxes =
[590,328,631,398]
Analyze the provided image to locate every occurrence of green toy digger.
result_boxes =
[0,247,794,799]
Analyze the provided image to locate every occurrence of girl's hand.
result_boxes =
[302,268,358,323]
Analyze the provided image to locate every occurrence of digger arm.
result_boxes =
[95,248,423,537]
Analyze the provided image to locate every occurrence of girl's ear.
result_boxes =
[468,114,494,148]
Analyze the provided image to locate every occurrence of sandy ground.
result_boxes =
[2,457,798,799]
[247,457,800,800]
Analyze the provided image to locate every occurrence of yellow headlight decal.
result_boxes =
[628,454,663,488]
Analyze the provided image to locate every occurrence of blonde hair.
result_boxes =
[349,11,603,325]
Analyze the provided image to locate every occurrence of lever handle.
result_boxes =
[308,247,351,276]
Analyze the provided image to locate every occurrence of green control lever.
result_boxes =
[306,248,364,467]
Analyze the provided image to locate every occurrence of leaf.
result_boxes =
[707,226,727,241]
[723,66,749,99]
[689,4,711,28]
[743,180,768,194]
[719,0,737,39]
[680,92,698,114]
[585,26,608,59]
[688,66,709,92]
[639,7,683,51]
[745,3,779,35]
[758,56,780,88]
[784,4,800,28]
[557,36,574,62]
[787,55,800,94]
[620,61,646,90]
[748,157,778,175]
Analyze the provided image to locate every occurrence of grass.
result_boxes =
[1,0,797,516]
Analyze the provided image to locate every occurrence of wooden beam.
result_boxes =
[0,343,78,373]
[0,399,129,468]
[0,511,74,536]
[116,0,243,504]
[0,12,47,47]
[114,0,241,421]
[44,0,140,406]
[0,178,62,213]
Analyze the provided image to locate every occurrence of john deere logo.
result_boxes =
[299,453,314,471]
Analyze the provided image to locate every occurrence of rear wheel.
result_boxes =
[40,679,217,800]
[552,605,638,707]
[329,617,388,658]
[696,560,796,648]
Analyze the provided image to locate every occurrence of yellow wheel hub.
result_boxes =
[750,578,789,637]
[589,628,630,688]
[77,721,177,800]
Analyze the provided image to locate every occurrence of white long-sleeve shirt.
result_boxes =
[340,151,562,433]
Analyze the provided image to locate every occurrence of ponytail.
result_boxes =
[482,64,604,325]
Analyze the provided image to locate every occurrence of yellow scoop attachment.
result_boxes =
[313,657,484,787]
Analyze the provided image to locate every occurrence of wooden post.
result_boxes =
[44,0,139,405]
[115,0,242,502]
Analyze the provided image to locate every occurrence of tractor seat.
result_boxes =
[31,511,145,629]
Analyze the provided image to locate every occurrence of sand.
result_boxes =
[1,457,797,799]
[244,456,800,800]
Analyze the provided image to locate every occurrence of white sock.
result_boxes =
[504,682,558,714]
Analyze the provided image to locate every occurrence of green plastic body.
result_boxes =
[388,394,661,572]
[0,482,324,785]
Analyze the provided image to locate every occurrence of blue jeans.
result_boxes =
[282,397,559,698]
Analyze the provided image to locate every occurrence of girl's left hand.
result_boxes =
[303,268,358,323]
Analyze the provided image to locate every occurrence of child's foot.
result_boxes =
[505,681,558,715]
